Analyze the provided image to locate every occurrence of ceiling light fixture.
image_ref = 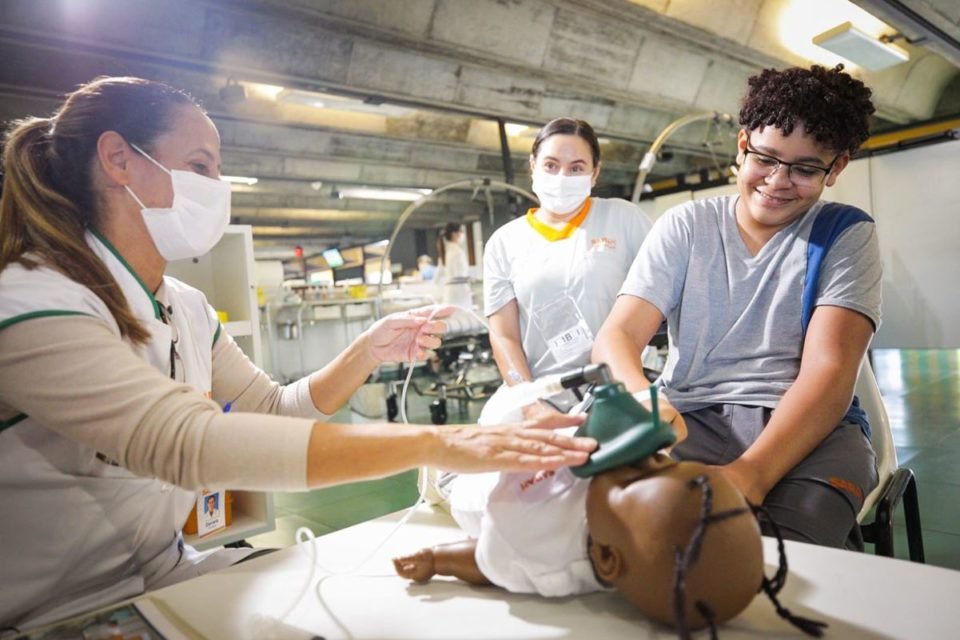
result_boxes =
[336,187,432,202]
[221,175,259,185]
[277,89,414,117]
[219,78,246,104]
[504,123,529,136]
[812,22,909,71]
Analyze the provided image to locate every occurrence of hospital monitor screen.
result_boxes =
[323,248,345,269]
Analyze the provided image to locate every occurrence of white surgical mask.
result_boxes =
[125,143,231,261]
[531,171,593,215]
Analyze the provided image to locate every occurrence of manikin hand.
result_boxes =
[394,539,489,586]
[393,548,437,583]
[363,304,456,363]
[521,399,567,422]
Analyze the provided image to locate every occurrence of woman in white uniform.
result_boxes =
[435,222,472,309]
[481,117,653,422]
[0,77,595,631]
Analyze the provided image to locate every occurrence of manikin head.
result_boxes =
[586,454,763,632]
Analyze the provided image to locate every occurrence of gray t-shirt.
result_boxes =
[619,196,881,412]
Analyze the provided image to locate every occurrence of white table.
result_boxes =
[138,506,960,640]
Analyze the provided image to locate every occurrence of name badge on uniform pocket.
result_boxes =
[197,488,226,537]
[532,295,594,367]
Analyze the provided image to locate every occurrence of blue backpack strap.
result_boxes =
[801,203,873,336]
[801,203,875,437]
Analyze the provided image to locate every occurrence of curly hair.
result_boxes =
[738,64,875,155]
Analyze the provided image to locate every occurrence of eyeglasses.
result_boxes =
[742,135,840,187]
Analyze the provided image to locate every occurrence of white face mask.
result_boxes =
[125,143,231,261]
[531,171,593,215]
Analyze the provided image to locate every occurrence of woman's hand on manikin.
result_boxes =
[432,412,595,473]
[364,304,457,363]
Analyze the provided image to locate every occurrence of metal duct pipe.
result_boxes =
[376,178,536,309]
[631,111,735,203]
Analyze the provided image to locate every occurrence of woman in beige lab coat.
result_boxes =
[0,76,594,632]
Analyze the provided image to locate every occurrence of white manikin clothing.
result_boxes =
[449,450,604,597]
[0,231,244,628]
[481,198,652,422]
[436,238,472,309]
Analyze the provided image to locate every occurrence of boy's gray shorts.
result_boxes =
[670,404,878,549]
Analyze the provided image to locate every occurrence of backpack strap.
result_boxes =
[801,202,875,437]
[801,203,874,336]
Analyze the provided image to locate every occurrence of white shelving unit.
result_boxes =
[166,225,274,550]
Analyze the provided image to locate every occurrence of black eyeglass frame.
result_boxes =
[743,133,842,186]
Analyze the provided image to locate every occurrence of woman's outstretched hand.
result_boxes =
[364,304,457,363]
[429,412,595,473]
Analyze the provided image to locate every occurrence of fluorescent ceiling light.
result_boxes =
[504,123,529,136]
[813,22,909,71]
[337,187,432,201]
[221,175,259,185]
[277,89,415,117]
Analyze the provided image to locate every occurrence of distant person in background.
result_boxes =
[417,254,436,281]
[435,222,472,309]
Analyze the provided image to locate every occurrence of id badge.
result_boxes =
[531,295,594,366]
[197,488,227,537]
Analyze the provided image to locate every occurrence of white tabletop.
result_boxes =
[139,505,960,640]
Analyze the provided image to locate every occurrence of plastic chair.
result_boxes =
[855,357,925,563]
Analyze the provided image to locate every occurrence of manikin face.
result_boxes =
[585,455,763,630]
[734,124,847,243]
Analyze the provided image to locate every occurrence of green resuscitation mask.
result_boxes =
[570,372,676,478]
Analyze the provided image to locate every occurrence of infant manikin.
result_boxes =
[394,454,784,630]
[396,453,825,638]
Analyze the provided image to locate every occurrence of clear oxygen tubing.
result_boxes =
[262,307,488,635]
[630,111,735,204]
[260,303,580,637]
[278,298,563,632]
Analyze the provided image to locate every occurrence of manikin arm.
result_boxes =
[393,539,492,586]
